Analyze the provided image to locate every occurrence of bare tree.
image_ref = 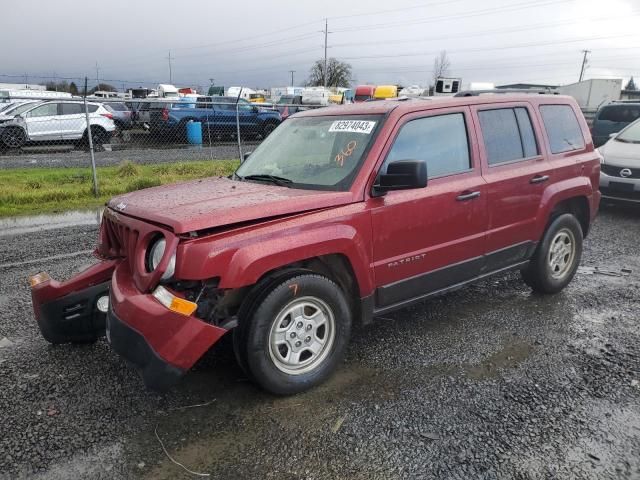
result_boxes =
[432,50,451,86]
[307,58,352,88]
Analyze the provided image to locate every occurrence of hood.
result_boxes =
[600,138,640,168]
[108,176,355,234]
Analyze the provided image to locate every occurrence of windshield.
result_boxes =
[616,119,640,143]
[354,94,371,101]
[235,115,382,190]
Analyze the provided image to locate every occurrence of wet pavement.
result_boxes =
[0,205,639,479]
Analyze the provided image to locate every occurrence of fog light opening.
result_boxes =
[96,295,109,313]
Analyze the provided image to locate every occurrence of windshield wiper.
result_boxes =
[240,174,294,187]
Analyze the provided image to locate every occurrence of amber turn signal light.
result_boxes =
[152,286,197,316]
[29,272,51,288]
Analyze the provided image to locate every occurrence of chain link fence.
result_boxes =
[0,93,322,192]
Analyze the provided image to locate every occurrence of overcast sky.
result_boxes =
[1,0,639,91]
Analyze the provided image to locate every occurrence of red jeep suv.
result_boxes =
[30,95,600,395]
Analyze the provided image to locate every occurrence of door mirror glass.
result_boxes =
[373,160,427,196]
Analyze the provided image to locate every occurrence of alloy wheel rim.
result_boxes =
[3,129,24,148]
[268,296,336,375]
[548,228,576,279]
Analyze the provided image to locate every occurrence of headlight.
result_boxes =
[148,237,176,280]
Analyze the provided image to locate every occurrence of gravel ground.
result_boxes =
[0,205,639,479]
[0,143,253,169]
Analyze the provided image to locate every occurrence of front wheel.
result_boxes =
[234,274,352,395]
[1,126,27,149]
[521,213,583,294]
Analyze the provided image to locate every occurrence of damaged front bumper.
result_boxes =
[107,261,228,390]
[31,259,229,391]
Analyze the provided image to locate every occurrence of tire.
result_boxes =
[521,213,583,294]
[82,126,108,151]
[261,122,278,138]
[1,126,27,149]
[234,273,352,395]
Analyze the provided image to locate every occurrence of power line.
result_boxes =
[331,0,572,33]
[330,12,640,49]
[340,34,638,61]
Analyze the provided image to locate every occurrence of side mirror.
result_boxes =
[243,151,252,159]
[372,160,427,197]
[252,106,259,113]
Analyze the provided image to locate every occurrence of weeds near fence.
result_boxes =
[0,159,239,217]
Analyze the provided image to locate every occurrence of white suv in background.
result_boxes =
[0,101,116,150]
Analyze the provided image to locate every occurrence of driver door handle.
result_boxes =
[456,191,481,201]
[530,174,550,184]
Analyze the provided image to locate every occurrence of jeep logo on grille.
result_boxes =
[620,168,632,178]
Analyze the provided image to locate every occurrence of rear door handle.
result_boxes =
[456,191,481,201]
[530,174,550,184]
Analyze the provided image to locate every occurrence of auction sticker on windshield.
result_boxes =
[329,120,376,134]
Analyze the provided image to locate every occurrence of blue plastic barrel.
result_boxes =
[186,121,202,145]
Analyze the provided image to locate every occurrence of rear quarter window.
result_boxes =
[539,105,585,154]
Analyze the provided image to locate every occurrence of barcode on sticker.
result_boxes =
[329,120,376,134]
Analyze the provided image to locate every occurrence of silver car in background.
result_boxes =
[599,118,640,204]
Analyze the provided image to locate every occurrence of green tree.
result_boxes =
[307,58,352,88]
[69,82,79,95]
[625,76,637,91]
[90,83,117,94]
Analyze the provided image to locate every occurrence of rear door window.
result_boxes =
[384,112,471,178]
[478,107,539,165]
[539,105,585,154]
[60,103,83,115]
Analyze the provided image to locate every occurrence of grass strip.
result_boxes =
[0,159,239,218]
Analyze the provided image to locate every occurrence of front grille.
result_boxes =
[601,164,640,179]
[101,214,139,259]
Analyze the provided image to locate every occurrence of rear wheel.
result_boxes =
[1,126,26,149]
[82,126,108,151]
[234,273,352,395]
[521,214,583,294]
[261,122,278,138]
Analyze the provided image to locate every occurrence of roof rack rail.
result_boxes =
[453,88,558,97]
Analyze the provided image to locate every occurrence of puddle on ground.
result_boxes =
[0,209,103,236]
[463,340,534,380]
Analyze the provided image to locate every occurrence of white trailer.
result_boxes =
[227,86,256,100]
[301,87,331,106]
[0,89,72,104]
[270,86,304,102]
[557,79,622,110]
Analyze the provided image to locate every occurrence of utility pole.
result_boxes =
[167,50,173,84]
[289,70,295,86]
[95,62,100,86]
[579,50,590,82]
[323,19,329,89]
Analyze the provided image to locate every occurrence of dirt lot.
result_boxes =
[0,205,639,479]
